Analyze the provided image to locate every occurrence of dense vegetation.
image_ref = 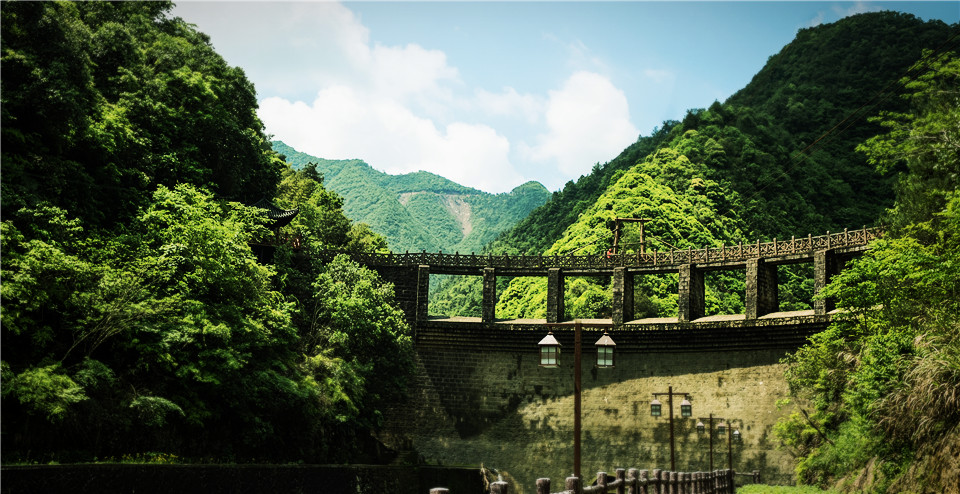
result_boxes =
[1,1,412,463]
[3,4,958,489]
[776,52,960,493]
[272,141,551,254]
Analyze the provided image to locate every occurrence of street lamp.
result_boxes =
[538,332,560,367]
[696,415,742,470]
[650,387,692,471]
[539,320,615,480]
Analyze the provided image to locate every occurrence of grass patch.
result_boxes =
[738,485,839,494]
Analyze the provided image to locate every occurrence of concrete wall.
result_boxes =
[381,323,815,494]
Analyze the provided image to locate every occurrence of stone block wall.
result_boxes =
[382,325,809,493]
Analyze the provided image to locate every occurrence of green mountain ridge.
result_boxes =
[433,11,958,320]
[487,11,956,258]
[271,140,550,254]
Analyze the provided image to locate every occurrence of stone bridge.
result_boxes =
[342,226,880,328]
[334,227,882,491]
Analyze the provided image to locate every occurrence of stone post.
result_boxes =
[491,481,509,494]
[612,267,634,326]
[536,478,551,494]
[814,251,838,315]
[417,265,430,323]
[745,258,778,319]
[678,264,704,322]
[566,476,583,494]
[547,268,565,323]
[627,469,639,494]
[638,469,649,494]
[482,267,497,324]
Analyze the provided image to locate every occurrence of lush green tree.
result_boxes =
[1,1,283,228]
[777,52,960,492]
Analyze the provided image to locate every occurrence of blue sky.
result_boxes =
[172,1,959,193]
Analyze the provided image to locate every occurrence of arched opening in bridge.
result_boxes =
[496,275,548,320]
[631,273,680,319]
[565,275,612,320]
[703,269,746,317]
[428,274,482,318]
[777,263,815,311]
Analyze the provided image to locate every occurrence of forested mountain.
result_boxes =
[485,11,955,259]
[435,11,958,320]
[272,141,551,254]
[2,1,411,463]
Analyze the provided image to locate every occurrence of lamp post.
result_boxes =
[538,320,615,480]
[650,387,692,471]
[696,415,742,470]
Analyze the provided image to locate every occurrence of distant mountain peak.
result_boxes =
[271,140,550,253]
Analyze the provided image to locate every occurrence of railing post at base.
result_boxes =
[491,480,509,494]
[617,468,627,494]
[638,469,650,494]
[598,471,608,493]
[627,469,639,494]
[536,478,550,494]
[566,476,583,494]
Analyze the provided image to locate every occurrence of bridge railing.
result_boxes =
[430,468,750,494]
[338,226,882,269]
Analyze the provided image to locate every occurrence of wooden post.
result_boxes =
[536,478,551,494]
[627,469,639,494]
[566,476,583,494]
[617,468,627,494]
[639,469,650,494]
[491,481,509,494]
[727,421,733,471]
[574,321,582,479]
[668,386,676,471]
[597,471,608,493]
[708,415,715,472]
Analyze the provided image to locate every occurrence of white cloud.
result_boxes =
[834,1,880,18]
[181,2,641,194]
[473,87,544,124]
[807,11,826,27]
[521,71,639,186]
[259,88,523,193]
[245,2,526,192]
[809,2,881,27]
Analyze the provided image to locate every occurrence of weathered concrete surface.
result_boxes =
[381,325,806,494]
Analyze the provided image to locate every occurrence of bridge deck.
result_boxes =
[426,309,823,327]
[417,310,835,352]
